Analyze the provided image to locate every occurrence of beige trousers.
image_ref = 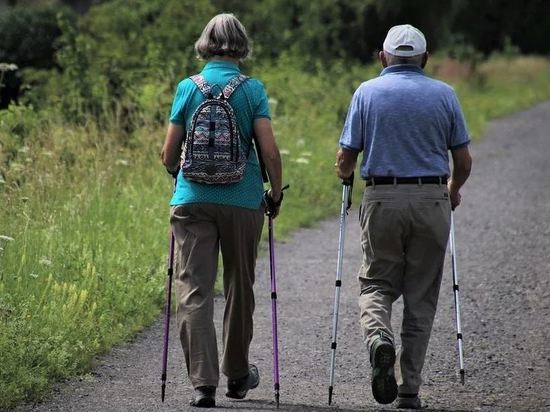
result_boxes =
[357,184,451,395]
[170,203,264,388]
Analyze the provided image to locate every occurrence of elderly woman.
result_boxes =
[161,13,283,408]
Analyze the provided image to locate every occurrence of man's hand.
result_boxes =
[448,182,461,210]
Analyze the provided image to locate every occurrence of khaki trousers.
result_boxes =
[170,203,264,388]
[357,184,451,395]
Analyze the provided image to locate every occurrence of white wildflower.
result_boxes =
[268,97,278,106]
[29,273,39,279]
[39,257,52,266]
[0,235,14,242]
[17,146,29,153]
[279,149,290,155]
[0,63,18,72]
[296,138,305,147]
[293,157,310,164]
[300,151,312,157]
[115,159,129,166]
[42,151,54,157]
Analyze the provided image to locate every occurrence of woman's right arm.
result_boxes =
[161,123,184,174]
[254,117,282,201]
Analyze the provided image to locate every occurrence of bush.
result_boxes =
[0,5,72,69]
[49,0,214,129]
[0,4,75,108]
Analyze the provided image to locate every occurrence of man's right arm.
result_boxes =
[448,145,472,210]
[336,88,364,179]
[335,148,358,179]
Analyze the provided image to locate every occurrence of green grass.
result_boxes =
[429,55,550,139]
[0,120,170,405]
[2,55,550,407]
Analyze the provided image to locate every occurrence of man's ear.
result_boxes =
[379,51,388,68]
[421,52,429,69]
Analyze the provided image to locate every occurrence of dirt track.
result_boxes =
[14,102,550,411]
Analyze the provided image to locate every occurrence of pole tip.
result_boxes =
[161,384,166,402]
[460,369,465,385]
[328,386,333,405]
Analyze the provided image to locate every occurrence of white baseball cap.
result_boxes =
[383,24,427,57]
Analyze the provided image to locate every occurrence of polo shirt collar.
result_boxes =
[380,64,424,76]
[203,59,240,72]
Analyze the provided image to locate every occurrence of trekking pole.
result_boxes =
[161,178,177,402]
[328,173,354,405]
[268,214,280,408]
[449,212,465,385]
[266,185,289,409]
[161,230,174,401]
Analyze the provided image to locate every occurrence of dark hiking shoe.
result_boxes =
[226,364,260,399]
[189,386,216,408]
[395,394,423,409]
[370,337,398,404]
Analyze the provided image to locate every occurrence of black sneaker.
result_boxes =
[370,336,398,404]
[226,364,260,399]
[189,386,216,408]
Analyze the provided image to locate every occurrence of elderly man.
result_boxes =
[335,24,472,409]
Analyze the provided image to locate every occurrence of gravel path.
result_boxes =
[14,102,550,412]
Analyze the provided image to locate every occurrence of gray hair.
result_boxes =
[384,51,424,67]
[194,14,251,61]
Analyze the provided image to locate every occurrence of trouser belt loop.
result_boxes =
[371,177,376,189]
[393,176,397,187]
[417,177,422,186]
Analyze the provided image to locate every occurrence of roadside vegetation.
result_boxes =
[1,0,550,407]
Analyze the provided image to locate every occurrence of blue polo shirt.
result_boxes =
[339,64,470,179]
[168,60,271,208]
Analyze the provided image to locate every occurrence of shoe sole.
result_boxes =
[396,398,423,409]
[225,379,259,399]
[371,343,397,404]
[226,366,259,400]
[189,397,215,408]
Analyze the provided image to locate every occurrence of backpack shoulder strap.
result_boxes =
[190,74,212,97]
[222,74,249,99]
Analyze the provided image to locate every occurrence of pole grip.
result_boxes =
[342,172,354,210]
[342,171,354,187]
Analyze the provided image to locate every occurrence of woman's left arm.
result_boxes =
[161,123,185,173]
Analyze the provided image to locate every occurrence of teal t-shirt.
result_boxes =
[169,60,271,209]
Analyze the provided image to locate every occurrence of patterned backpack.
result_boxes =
[180,74,251,184]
